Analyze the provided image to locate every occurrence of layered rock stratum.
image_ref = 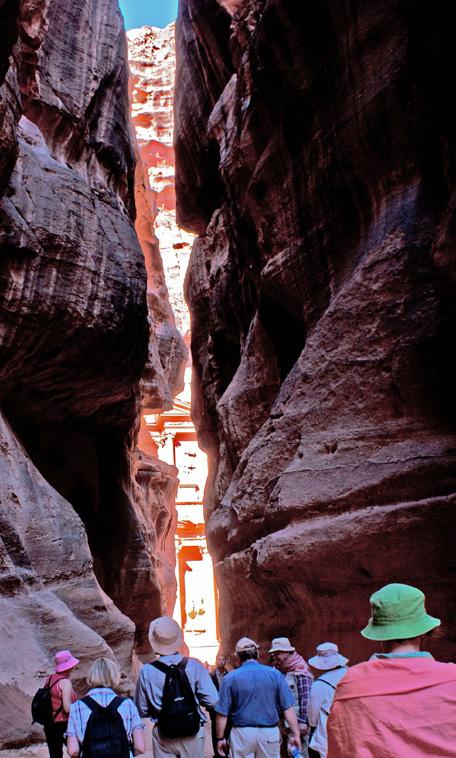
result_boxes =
[0,0,183,747]
[176,0,456,662]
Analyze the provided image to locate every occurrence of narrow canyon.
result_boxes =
[175,0,456,663]
[0,0,455,750]
[0,0,184,747]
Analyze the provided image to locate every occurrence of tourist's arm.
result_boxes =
[129,700,146,755]
[296,674,312,732]
[214,678,231,754]
[134,668,150,718]
[278,674,300,748]
[307,681,325,727]
[195,662,219,708]
[215,714,228,755]
[66,702,81,757]
[132,727,146,755]
[66,735,80,758]
[59,678,73,714]
[283,706,301,749]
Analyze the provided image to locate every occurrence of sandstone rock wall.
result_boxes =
[128,24,194,340]
[176,0,456,662]
[0,0,182,746]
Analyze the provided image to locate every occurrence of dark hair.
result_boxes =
[237,649,259,663]
[387,628,442,646]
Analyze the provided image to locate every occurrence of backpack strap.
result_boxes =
[106,695,125,715]
[152,660,170,675]
[47,674,64,721]
[82,695,125,714]
[152,657,188,675]
[318,678,336,689]
[82,696,104,714]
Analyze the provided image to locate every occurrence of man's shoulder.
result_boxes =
[139,661,161,679]
[186,656,210,672]
[223,667,240,682]
[247,663,285,683]
[316,666,349,684]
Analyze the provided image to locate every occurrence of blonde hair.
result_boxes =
[87,658,121,689]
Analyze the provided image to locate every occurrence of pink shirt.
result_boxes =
[327,657,456,756]
[46,673,77,723]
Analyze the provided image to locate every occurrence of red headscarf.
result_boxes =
[277,651,312,675]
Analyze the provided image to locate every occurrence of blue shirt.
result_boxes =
[67,688,144,743]
[372,652,434,659]
[215,660,294,727]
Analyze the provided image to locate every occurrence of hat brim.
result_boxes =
[308,654,348,670]
[55,656,79,672]
[268,647,295,653]
[361,613,440,641]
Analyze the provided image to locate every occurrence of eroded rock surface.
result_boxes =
[176,0,456,662]
[128,24,194,339]
[0,0,182,746]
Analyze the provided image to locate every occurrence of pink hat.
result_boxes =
[55,650,79,673]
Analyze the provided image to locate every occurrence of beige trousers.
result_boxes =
[151,724,206,757]
[229,726,281,758]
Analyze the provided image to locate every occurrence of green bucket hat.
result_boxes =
[361,583,441,641]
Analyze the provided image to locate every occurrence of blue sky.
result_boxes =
[119,0,178,29]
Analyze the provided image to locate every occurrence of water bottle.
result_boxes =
[289,748,303,758]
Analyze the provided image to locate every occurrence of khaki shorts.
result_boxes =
[230,725,281,758]
[152,723,205,757]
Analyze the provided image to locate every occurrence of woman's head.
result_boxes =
[87,657,121,689]
[54,649,79,674]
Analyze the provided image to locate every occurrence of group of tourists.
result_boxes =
[35,582,456,757]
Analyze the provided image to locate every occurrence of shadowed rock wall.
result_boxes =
[0,0,183,746]
[175,0,456,662]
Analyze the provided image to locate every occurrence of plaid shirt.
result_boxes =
[67,688,144,743]
[291,673,313,724]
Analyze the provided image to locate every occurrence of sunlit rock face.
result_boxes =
[176,0,456,663]
[0,0,181,746]
[127,23,188,644]
[128,24,194,339]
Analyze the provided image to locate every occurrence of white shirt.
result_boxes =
[308,666,348,758]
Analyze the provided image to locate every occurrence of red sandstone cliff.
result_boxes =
[175,0,456,662]
[0,0,182,746]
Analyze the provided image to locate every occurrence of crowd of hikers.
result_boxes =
[33,583,456,757]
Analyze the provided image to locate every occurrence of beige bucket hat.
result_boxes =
[269,637,295,654]
[148,616,183,655]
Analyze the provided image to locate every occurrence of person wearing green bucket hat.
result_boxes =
[326,583,456,756]
[360,583,441,642]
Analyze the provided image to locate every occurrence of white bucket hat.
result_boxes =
[308,642,348,670]
[269,637,295,654]
[148,616,183,655]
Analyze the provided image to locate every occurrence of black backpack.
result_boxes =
[152,657,201,738]
[31,677,62,725]
[81,695,130,758]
